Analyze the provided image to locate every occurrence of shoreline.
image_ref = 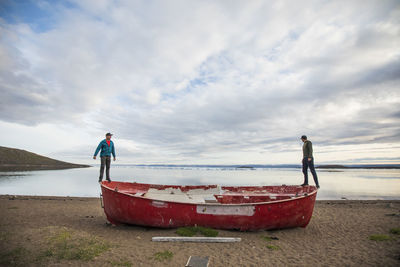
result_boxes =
[0,164,91,172]
[1,165,399,172]
[1,195,399,266]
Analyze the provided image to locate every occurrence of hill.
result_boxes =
[0,146,90,171]
[317,164,400,169]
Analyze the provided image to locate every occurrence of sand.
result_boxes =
[0,195,399,266]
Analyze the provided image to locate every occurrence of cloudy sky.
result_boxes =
[0,0,399,165]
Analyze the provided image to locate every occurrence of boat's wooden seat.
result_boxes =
[140,187,222,204]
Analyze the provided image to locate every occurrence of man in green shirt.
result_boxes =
[301,135,320,188]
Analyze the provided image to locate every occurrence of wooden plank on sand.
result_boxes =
[185,256,209,267]
[152,237,241,243]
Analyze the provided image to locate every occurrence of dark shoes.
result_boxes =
[301,183,320,188]
[106,178,111,183]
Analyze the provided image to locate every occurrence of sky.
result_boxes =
[0,0,399,165]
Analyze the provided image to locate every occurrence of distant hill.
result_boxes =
[317,165,347,169]
[0,146,90,171]
[317,164,400,169]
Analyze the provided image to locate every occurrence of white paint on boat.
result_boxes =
[196,205,255,216]
[151,200,168,208]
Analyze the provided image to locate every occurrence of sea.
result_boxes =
[0,165,399,200]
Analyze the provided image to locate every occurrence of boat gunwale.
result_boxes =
[100,182,318,206]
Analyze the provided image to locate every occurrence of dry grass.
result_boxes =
[153,250,173,262]
[176,226,218,237]
[40,227,111,261]
[369,234,392,241]
[390,228,400,235]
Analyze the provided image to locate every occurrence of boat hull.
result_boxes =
[100,182,317,231]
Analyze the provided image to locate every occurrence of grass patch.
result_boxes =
[261,235,280,250]
[109,259,133,267]
[266,245,280,250]
[198,227,218,237]
[176,227,197,237]
[390,228,400,235]
[154,250,173,262]
[176,226,218,237]
[0,232,10,241]
[7,206,18,209]
[369,234,392,241]
[42,227,111,261]
[261,236,279,241]
[261,236,273,241]
[0,247,28,266]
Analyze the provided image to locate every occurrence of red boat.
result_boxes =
[100,181,317,231]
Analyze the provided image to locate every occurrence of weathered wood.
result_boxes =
[185,256,209,267]
[152,237,241,243]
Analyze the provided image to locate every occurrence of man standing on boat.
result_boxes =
[301,135,320,188]
[93,133,116,183]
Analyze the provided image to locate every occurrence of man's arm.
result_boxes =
[112,142,116,160]
[93,141,102,159]
[306,141,313,161]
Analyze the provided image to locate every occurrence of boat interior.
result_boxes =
[101,181,317,204]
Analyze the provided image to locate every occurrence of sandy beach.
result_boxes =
[0,195,399,266]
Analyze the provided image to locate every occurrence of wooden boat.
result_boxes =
[100,181,317,231]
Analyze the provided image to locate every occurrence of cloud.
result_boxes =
[0,0,399,164]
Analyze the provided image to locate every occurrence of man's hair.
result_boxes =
[301,135,307,140]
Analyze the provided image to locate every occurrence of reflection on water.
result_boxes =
[0,166,399,200]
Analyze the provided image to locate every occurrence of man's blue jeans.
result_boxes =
[302,157,319,186]
[99,156,111,181]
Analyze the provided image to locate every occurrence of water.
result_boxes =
[0,165,399,200]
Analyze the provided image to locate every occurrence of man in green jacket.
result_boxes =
[93,133,116,182]
[301,135,320,188]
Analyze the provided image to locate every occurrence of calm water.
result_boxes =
[0,166,399,200]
